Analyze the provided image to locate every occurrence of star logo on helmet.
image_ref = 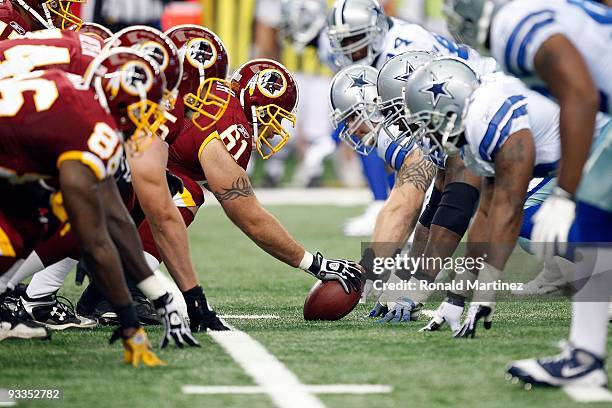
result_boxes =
[348,71,374,89]
[394,60,416,83]
[420,79,452,107]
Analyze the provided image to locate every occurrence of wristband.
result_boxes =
[299,250,314,271]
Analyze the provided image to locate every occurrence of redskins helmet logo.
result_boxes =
[137,41,169,71]
[185,38,217,69]
[119,61,154,96]
[256,69,287,98]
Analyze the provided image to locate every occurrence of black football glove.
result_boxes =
[183,285,230,332]
[153,293,200,349]
[165,171,184,197]
[454,302,495,338]
[307,252,363,294]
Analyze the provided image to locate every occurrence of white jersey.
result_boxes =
[462,73,610,178]
[375,17,499,76]
[321,17,499,76]
[490,0,612,114]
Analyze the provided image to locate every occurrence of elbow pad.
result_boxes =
[431,182,480,236]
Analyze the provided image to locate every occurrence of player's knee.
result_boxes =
[431,182,480,236]
[418,186,443,229]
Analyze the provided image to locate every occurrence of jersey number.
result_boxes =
[88,122,123,175]
[0,74,58,117]
[1,45,71,79]
[219,125,248,162]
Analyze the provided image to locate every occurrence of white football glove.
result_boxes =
[531,187,575,260]
[420,300,463,333]
[154,293,200,349]
[306,252,363,294]
[454,301,495,338]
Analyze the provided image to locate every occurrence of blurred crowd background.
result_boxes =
[72,0,450,188]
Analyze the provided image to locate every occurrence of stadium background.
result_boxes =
[70,0,448,188]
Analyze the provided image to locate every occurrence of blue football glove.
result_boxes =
[367,301,388,318]
[377,298,422,323]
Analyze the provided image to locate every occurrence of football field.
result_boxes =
[1,203,610,408]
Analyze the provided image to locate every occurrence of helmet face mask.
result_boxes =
[326,0,389,67]
[183,77,231,131]
[16,0,84,30]
[280,0,327,52]
[442,0,502,52]
[403,57,480,157]
[231,59,299,160]
[85,48,168,153]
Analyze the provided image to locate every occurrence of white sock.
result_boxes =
[26,258,77,299]
[8,252,45,289]
[569,246,612,357]
[144,251,161,272]
[0,259,24,292]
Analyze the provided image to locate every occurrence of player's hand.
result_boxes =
[154,293,200,349]
[110,327,166,367]
[531,187,575,260]
[454,302,495,338]
[419,300,463,333]
[359,248,384,302]
[377,298,422,323]
[367,301,388,318]
[307,252,363,294]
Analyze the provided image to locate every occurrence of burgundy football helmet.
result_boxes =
[83,48,168,152]
[231,59,299,159]
[14,0,84,30]
[105,26,183,109]
[78,22,113,43]
[165,24,230,132]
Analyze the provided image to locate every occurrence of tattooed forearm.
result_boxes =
[213,176,254,202]
[395,154,436,191]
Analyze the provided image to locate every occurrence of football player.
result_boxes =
[0,0,84,40]
[0,48,198,365]
[403,57,612,387]
[324,0,498,237]
[445,0,612,388]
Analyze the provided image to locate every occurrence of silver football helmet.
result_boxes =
[326,0,389,67]
[377,51,434,141]
[404,57,480,156]
[329,65,382,155]
[280,0,328,52]
[443,0,508,51]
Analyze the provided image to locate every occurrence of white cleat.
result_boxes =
[506,344,608,389]
[342,201,385,237]
[512,257,569,296]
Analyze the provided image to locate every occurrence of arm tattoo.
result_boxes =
[213,176,254,202]
[395,154,436,191]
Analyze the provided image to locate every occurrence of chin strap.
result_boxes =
[15,0,54,29]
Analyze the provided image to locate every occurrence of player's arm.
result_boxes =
[486,130,535,270]
[58,161,132,317]
[200,138,362,292]
[127,137,198,291]
[98,177,153,283]
[370,149,436,259]
[534,35,599,196]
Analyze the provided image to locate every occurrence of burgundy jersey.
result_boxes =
[0,29,103,77]
[0,69,123,185]
[0,0,30,40]
[167,82,253,186]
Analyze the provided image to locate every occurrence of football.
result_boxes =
[303,280,362,320]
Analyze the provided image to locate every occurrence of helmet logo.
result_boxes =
[394,61,416,83]
[139,41,169,71]
[185,38,217,69]
[119,61,153,96]
[347,70,374,89]
[420,79,452,107]
[257,69,287,98]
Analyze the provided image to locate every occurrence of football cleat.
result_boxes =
[512,259,568,296]
[94,300,119,326]
[20,294,97,330]
[506,343,609,389]
[0,303,51,341]
[342,201,385,237]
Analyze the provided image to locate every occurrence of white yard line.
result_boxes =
[207,328,326,408]
[182,384,393,395]
[563,385,612,402]
[218,314,280,319]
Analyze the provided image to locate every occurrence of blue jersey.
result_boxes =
[490,0,612,113]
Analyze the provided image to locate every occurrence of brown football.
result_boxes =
[303,280,362,321]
